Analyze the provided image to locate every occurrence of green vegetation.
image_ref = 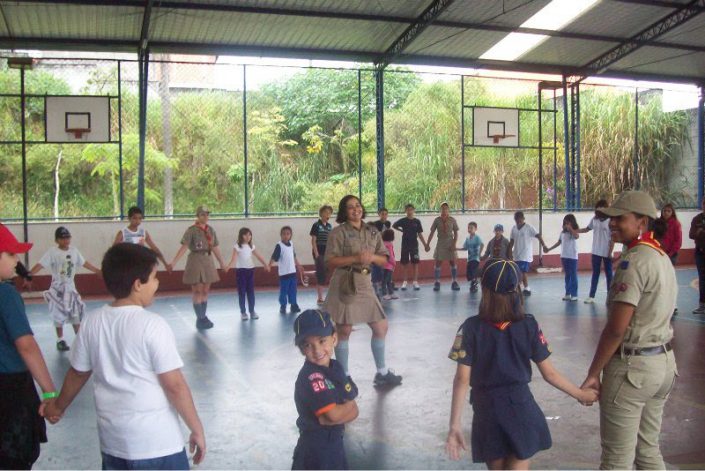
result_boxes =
[0,61,693,220]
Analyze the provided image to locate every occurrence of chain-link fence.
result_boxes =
[0,55,699,221]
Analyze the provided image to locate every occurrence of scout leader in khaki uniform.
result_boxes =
[170,205,227,330]
[323,195,402,388]
[581,191,677,470]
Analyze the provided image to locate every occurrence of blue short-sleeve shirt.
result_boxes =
[448,314,551,390]
[0,283,33,373]
[294,359,358,433]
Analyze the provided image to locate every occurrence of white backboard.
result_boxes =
[46,96,111,143]
[472,107,519,147]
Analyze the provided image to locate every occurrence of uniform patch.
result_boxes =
[449,352,459,360]
[458,350,467,359]
[324,379,336,390]
[310,379,328,393]
[618,282,628,292]
[345,383,352,392]
[620,260,629,270]
[539,331,548,345]
[453,334,463,349]
[308,372,324,381]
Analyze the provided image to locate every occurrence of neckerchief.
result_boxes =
[193,223,213,253]
[627,231,665,255]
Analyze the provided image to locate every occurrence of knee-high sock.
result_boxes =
[434,267,441,282]
[451,266,458,281]
[335,340,350,375]
[371,338,387,375]
[194,303,205,320]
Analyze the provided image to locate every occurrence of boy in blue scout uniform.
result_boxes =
[446,259,598,469]
[292,309,359,470]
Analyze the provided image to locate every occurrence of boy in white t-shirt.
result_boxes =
[29,227,101,351]
[507,212,545,296]
[577,199,614,304]
[41,243,205,470]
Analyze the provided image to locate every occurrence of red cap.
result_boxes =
[0,224,33,254]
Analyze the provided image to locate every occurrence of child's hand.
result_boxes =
[39,399,63,424]
[165,263,173,274]
[358,249,373,266]
[264,265,271,273]
[445,428,467,460]
[578,387,599,406]
[189,430,206,465]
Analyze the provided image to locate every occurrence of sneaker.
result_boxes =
[56,340,70,351]
[391,294,399,299]
[280,306,287,315]
[413,281,420,291]
[382,294,392,300]
[401,281,408,291]
[250,312,259,320]
[522,288,532,296]
[569,296,579,302]
[291,304,301,314]
[374,370,403,388]
[196,317,214,330]
[470,283,478,293]
[562,295,571,301]
[693,305,705,315]
[241,312,249,321]
[451,281,460,291]
[584,297,595,304]
[433,281,441,291]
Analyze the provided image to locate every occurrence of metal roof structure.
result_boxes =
[0,0,704,84]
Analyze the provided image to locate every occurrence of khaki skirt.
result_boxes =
[434,238,458,261]
[183,251,220,285]
[323,269,386,325]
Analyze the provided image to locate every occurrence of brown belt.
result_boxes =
[345,266,370,275]
[616,342,672,357]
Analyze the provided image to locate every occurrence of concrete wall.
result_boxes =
[6,209,697,295]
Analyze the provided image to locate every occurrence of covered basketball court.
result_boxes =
[2,0,705,469]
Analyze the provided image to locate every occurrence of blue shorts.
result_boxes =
[470,384,551,463]
[292,429,347,470]
[516,261,531,273]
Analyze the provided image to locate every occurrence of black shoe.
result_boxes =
[196,317,214,330]
[470,282,478,293]
[280,306,287,315]
[56,340,70,351]
[291,304,301,314]
[451,281,460,291]
[522,288,532,296]
[374,370,402,387]
[433,281,440,291]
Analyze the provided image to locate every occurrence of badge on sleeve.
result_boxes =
[620,260,629,270]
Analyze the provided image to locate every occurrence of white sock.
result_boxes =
[377,367,388,375]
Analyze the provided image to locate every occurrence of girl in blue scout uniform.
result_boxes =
[292,309,359,470]
[446,259,598,469]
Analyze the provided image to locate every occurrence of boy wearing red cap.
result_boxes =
[0,224,57,469]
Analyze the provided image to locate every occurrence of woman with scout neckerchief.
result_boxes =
[323,195,402,388]
[170,205,227,330]
[580,190,677,469]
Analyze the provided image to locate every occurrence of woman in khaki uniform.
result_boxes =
[426,202,460,291]
[581,191,677,469]
[170,205,227,330]
[324,195,402,388]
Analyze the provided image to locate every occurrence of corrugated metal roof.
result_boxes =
[0,0,703,84]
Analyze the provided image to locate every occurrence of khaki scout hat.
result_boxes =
[195,205,210,215]
[600,190,658,219]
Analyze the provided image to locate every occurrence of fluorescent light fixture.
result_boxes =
[480,0,601,62]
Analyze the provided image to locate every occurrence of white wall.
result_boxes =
[6,209,697,273]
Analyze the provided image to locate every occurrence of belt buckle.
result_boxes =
[361,267,369,275]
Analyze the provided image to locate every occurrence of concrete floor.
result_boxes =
[28,268,705,470]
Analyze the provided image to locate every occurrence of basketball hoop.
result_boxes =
[66,128,90,139]
[489,134,516,144]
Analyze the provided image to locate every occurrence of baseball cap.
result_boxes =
[0,224,33,254]
[54,226,71,239]
[482,259,520,293]
[493,224,504,232]
[600,191,658,219]
[294,309,335,345]
[196,205,210,215]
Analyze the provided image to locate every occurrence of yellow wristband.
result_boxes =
[42,391,59,400]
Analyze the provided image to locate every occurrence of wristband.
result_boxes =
[42,391,59,400]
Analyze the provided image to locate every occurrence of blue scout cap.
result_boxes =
[294,309,335,345]
[54,226,71,239]
[493,224,504,232]
[482,259,520,293]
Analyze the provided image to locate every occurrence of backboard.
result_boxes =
[45,96,111,143]
[472,107,519,147]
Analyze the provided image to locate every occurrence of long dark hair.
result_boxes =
[237,227,252,248]
[336,195,366,224]
[661,203,678,221]
[563,213,579,231]
[478,288,525,323]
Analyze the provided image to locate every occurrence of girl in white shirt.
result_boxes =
[227,228,269,320]
[543,214,580,301]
